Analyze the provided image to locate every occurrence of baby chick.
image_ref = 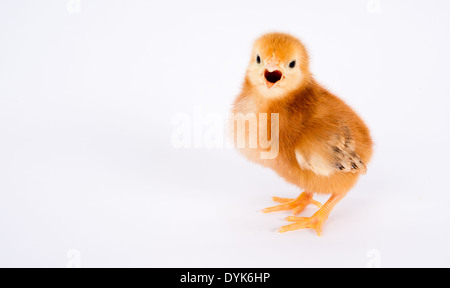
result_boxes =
[231,33,373,236]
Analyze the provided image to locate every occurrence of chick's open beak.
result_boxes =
[264,63,283,89]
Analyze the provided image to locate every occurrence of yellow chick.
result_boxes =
[231,32,373,236]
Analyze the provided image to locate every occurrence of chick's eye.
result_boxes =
[289,60,296,68]
[256,55,261,64]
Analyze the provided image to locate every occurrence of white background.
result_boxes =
[1,0,449,268]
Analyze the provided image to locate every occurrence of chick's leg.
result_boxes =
[279,193,345,236]
[262,192,322,215]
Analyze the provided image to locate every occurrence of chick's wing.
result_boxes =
[295,125,367,176]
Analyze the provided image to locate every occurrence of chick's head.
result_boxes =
[246,33,310,99]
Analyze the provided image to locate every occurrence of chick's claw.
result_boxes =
[262,192,322,215]
[279,214,326,236]
[271,197,294,204]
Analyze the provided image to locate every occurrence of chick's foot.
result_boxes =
[262,192,322,215]
[277,193,345,236]
[279,212,327,236]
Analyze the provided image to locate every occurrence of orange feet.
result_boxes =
[262,192,322,215]
[279,213,328,236]
[264,193,345,236]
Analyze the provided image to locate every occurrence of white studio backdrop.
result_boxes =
[0,0,449,267]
